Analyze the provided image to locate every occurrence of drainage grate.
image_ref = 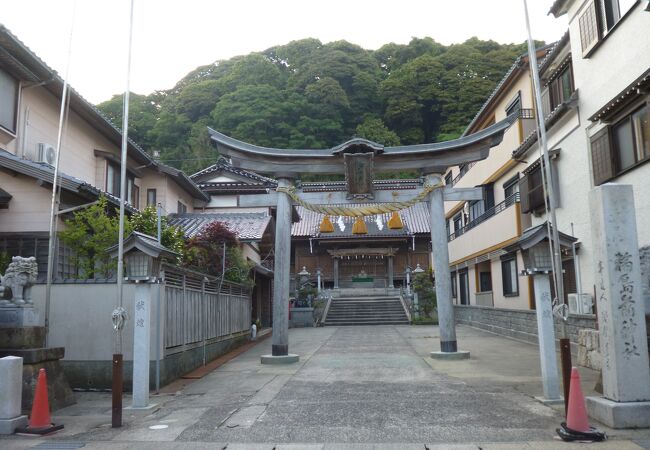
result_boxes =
[31,442,86,449]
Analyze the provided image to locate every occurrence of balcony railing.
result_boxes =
[520,108,534,119]
[448,192,520,242]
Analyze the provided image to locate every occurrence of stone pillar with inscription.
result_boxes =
[587,184,650,428]
[131,283,153,409]
[531,275,562,403]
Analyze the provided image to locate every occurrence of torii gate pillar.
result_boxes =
[261,177,299,364]
[427,174,469,359]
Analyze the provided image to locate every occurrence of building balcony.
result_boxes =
[448,193,521,264]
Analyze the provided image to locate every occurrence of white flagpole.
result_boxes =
[44,0,76,348]
[522,0,571,412]
[113,0,135,429]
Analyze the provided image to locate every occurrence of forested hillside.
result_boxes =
[97,37,538,175]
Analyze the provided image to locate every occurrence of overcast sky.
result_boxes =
[1,0,567,104]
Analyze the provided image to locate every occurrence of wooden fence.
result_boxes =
[162,264,251,356]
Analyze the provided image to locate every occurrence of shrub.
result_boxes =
[413,272,437,317]
[184,221,253,286]
[59,196,131,278]
[130,206,185,256]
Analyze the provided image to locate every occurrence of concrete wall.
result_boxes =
[165,177,195,213]
[17,86,114,184]
[63,333,248,390]
[0,171,60,232]
[31,283,146,362]
[454,304,597,348]
[242,242,261,265]
[30,281,251,390]
[207,195,238,208]
[448,203,520,264]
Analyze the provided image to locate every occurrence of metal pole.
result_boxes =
[571,223,583,304]
[44,0,76,348]
[157,203,162,243]
[523,0,570,411]
[155,204,162,392]
[155,278,161,393]
[113,0,135,428]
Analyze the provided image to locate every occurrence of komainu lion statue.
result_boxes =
[0,256,38,307]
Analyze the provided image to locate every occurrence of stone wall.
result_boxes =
[63,333,249,390]
[454,305,597,349]
[290,307,314,328]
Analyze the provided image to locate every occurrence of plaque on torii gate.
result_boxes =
[208,113,516,363]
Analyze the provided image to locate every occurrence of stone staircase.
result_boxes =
[323,295,409,326]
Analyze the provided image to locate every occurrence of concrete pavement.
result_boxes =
[1,324,649,449]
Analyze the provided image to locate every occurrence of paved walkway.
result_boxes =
[3,325,650,449]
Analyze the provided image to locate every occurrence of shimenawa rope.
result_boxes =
[276,181,443,217]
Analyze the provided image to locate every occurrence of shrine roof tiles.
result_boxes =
[292,202,430,237]
[168,212,272,241]
[190,157,278,185]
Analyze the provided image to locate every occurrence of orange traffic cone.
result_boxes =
[556,367,605,442]
[567,367,589,432]
[16,368,64,435]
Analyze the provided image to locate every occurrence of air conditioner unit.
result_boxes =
[579,293,594,315]
[568,294,580,315]
[568,293,594,315]
[37,143,56,165]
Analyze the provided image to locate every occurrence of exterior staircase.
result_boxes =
[323,295,409,326]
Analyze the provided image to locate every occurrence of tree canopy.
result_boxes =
[97,37,539,174]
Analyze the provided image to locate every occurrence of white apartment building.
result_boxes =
[529,0,650,311]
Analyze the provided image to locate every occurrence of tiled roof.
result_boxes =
[0,148,138,213]
[168,212,272,241]
[549,0,570,16]
[588,67,650,122]
[198,181,269,194]
[190,157,277,185]
[511,90,578,159]
[299,179,423,192]
[107,231,178,259]
[292,202,431,237]
[537,31,570,76]
[462,44,555,137]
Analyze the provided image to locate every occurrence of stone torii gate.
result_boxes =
[209,114,516,363]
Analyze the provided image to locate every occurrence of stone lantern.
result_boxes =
[411,264,425,318]
[505,222,577,403]
[108,232,178,409]
[108,232,178,282]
